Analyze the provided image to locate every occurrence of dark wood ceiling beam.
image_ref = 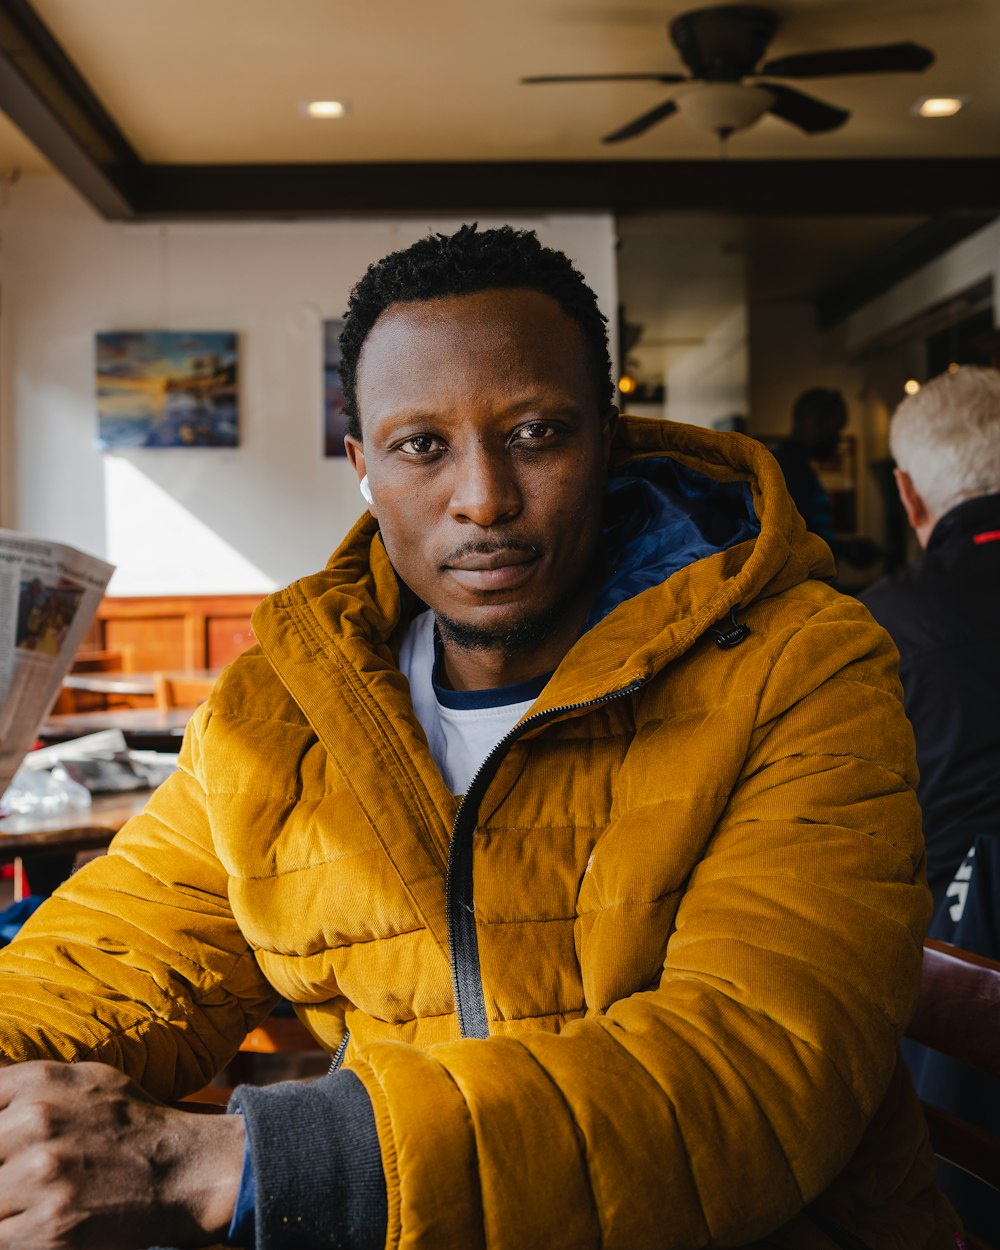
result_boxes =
[131,158,1000,219]
[0,0,140,217]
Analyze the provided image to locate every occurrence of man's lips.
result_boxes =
[443,544,540,591]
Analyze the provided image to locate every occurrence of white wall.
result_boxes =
[664,305,748,430]
[0,175,617,595]
[748,301,864,440]
[843,217,1000,354]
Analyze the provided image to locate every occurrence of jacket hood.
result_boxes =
[589,434,760,628]
[253,417,834,717]
[541,417,834,696]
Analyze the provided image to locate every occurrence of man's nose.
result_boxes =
[449,445,522,526]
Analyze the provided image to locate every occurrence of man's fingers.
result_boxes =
[0,1087,65,1165]
[0,1060,68,1110]
[0,1212,36,1250]
[0,1146,35,1229]
[0,1062,240,1249]
[0,1062,23,1111]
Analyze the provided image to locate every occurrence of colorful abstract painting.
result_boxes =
[97,331,238,449]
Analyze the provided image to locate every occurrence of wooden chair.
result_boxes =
[905,937,1000,1249]
[69,646,136,673]
[53,646,137,713]
[153,673,217,710]
[236,1016,321,1056]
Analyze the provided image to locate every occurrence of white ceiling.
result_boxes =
[1,0,996,170]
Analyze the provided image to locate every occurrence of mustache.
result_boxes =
[441,537,539,564]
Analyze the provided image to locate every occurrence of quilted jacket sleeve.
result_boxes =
[0,705,277,1100]
[341,604,938,1249]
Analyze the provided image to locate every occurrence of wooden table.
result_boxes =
[61,669,220,698]
[38,706,193,748]
[0,790,151,896]
[13,709,189,889]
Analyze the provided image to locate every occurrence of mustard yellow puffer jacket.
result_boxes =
[0,419,955,1248]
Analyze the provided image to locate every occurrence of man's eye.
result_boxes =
[397,435,440,456]
[513,422,555,443]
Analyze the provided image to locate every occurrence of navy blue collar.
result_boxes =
[431,626,552,710]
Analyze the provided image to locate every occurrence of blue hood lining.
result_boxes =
[588,456,759,628]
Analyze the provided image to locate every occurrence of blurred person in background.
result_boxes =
[862,365,1000,912]
[772,388,881,573]
[772,387,847,545]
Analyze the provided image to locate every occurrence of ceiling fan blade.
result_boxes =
[760,42,934,78]
[760,83,849,132]
[521,73,687,85]
[602,98,679,144]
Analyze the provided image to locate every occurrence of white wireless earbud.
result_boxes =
[359,474,374,505]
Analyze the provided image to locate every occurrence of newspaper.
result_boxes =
[0,530,114,795]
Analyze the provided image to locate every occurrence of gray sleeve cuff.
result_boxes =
[229,1069,387,1250]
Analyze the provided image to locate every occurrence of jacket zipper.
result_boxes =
[446,678,646,1040]
[327,1029,350,1074]
[445,678,875,1250]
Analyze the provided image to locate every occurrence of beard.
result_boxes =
[434,596,577,656]
[435,572,595,655]
[430,528,606,666]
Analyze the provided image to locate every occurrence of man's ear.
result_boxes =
[345,436,375,516]
[894,468,934,547]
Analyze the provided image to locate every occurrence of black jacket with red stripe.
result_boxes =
[862,491,1000,906]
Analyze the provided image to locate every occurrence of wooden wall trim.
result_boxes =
[93,593,267,671]
[96,594,266,620]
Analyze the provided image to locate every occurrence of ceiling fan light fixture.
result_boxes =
[674,83,775,137]
[301,99,350,120]
[913,96,966,118]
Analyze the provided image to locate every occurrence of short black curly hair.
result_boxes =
[339,224,614,439]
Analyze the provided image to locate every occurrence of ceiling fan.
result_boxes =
[522,5,934,143]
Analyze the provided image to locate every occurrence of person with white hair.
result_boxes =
[862,364,1000,909]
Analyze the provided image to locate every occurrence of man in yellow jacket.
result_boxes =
[0,226,956,1250]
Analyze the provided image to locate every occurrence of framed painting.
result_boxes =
[96,331,238,449]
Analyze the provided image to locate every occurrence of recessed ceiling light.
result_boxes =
[913,96,966,118]
[904,379,921,395]
[301,99,350,120]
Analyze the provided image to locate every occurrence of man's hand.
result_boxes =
[0,1060,245,1249]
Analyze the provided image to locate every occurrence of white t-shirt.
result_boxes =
[399,609,544,795]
